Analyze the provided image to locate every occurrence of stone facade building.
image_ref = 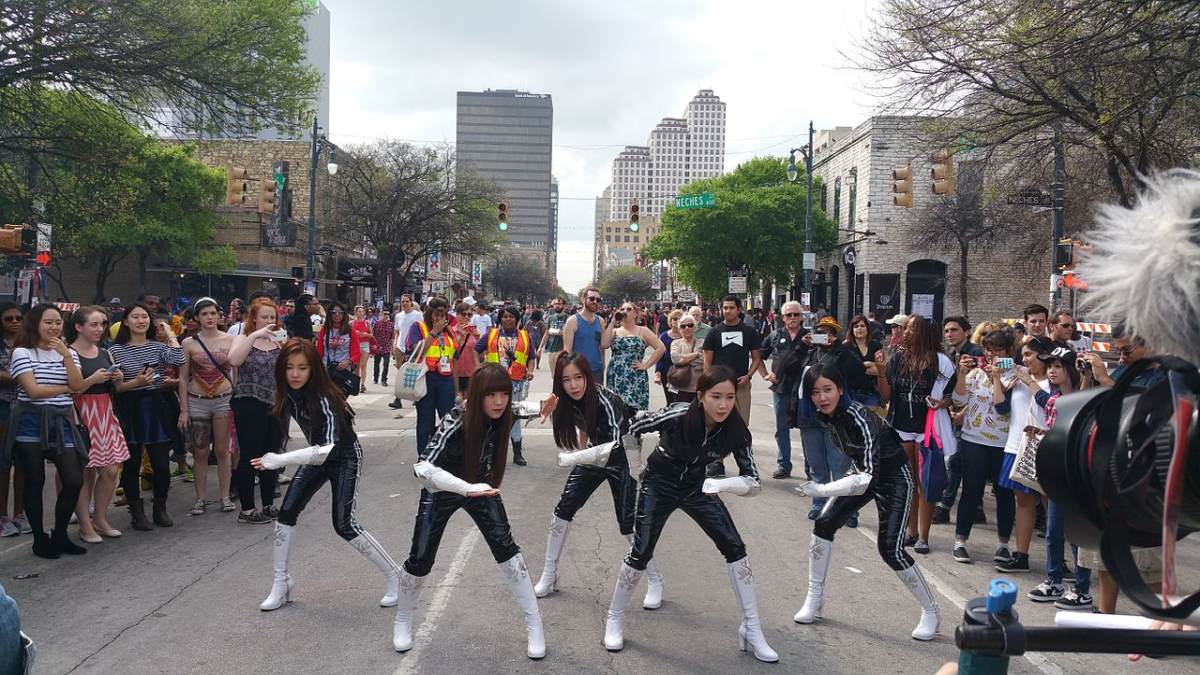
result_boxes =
[797,116,1045,326]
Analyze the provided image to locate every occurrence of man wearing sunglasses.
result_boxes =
[563,287,606,379]
[757,301,809,479]
[1081,325,1165,389]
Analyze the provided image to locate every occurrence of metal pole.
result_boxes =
[1050,123,1065,309]
[804,120,815,298]
[307,116,319,288]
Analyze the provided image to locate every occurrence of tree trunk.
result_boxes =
[958,240,970,318]
[136,247,148,292]
[94,258,111,304]
[44,262,70,302]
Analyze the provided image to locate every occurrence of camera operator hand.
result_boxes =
[1081,352,1113,386]
[1128,619,1199,661]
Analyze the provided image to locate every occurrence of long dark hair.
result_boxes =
[16,303,63,349]
[900,316,941,376]
[67,305,109,344]
[114,302,158,345]
[462,363,513,485]
[422,296,449,327]
[271,338,353,420]
[682,365,752,450]
[551,352,598,449]
[846,314,871,348]
[800,362,854,416]
[325,301,348,331]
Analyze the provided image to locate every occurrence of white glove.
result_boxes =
[413,460,492,496]
[258,444,334,470]
[795,472,872,498]
[513,400,541,419]
[557,440,615,468]
[702,476,761,497]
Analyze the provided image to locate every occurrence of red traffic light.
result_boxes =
[36,251,50,266]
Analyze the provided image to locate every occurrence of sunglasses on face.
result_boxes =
[331,310,344,315]
[586,296,601,302]
[1118,346,1139,356]
[3,315,22,322]
[680,323,696,328]
[783,312,801,317]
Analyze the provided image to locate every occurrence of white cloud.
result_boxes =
[324,0,880,293]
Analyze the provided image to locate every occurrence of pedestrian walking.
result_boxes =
[602,303,666,411]
[389,294,423,409]
[371,305,394,388]
[562,287,606,379]
[404,297,460,454]
[476,305,537,465]
[252,339,402,617]
[391,364,546,659]
[316,302,361,398]
[1,304,89,558]
[600,366,776,662]
[352,305,372,393]
[758,300,809,479]
[795,363,941,641]
[536,296,569,374]
[0,302,28,538]
[532,353,665,608]
[178,298,237,516]
[111,303,185,530]
[525,309,546,372]
[68,306,129,542]
[227,298,285,524]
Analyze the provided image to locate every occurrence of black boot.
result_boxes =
[389,398,403,409]
[51,529,87,555]
[32,532,60,559]
[931,505,951,524]
[512,440,527,466]
[129,500,154,531]
[153,499,174,527]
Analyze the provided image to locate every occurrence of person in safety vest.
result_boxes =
[476,304,534,466]
[404,296,461,454]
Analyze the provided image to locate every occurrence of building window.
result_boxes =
[833,177,842,225]
[624,235,631,242]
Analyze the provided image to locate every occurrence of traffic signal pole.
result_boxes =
[804,121,814,299]
[306,116,319,286]
[1049,123,1066,309]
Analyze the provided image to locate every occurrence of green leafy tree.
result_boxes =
[643,156,835,302]
[598,265,655,302]
[487,254,558,305]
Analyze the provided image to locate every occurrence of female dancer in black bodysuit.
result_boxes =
[531,352,665,608]
[601,366,777,663]
[793,362,941,640]
[251,339,401,618]
[392,363,546,660]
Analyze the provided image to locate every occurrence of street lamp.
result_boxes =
[788,120,816,302]
[307,116,340,290]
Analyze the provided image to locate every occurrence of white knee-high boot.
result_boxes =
[500,553,546,659]
[603,563,643,651]
[626,533,664,609]
[392,568,424,652]
[729,557,779,662]
[260,523,295,611]
[794,534,832,624]
[896,566,941,640]
[349,533,402,607]
[534,516,570,597]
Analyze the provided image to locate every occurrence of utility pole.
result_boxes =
[1050,123,1066,309]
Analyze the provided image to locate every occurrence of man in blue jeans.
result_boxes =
[1,582,25,673]
[757,301,808,479]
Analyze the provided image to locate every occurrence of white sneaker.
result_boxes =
[0,517,18,537]
[13,514,31,534]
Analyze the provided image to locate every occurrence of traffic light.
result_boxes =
[629,203,640,232]
[1054,238,1074,269]
[892,166,913,207]
[498,202,508,231]
[931,149,955,195]
[272,161,290,219]
[257,180,277,214]
[226,167,250,206]
[0,225,35,256]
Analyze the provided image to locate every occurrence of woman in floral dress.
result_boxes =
[600,303,665,410]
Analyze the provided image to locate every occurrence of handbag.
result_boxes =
[666,363,692,389]
[322,328,360,397]
[917,408,947,503]
[1008,393,1045,493]
[393,339,429,402]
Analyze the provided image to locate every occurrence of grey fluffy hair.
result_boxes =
[1077,169,1200,363]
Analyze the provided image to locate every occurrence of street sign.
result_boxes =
[803,252,816,271]
[728,269,747,294]
[674,192,716,209]
[1007,191,1053,207]
[36,223,51,252]
[472,260,483,286]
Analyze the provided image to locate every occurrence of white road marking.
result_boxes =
[851,526,1063,675]
[844,566,863,574]
[393,529,480,675]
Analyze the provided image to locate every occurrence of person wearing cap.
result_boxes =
[794,316,869,522]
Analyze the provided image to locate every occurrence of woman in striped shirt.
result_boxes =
[0,304,87,558]
[111,302,184,531]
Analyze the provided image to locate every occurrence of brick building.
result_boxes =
[787,116,1045,326]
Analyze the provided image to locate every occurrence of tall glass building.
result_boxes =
[456,90,554,264]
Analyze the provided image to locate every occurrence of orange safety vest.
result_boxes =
[485,328,529,380]
[417,322,457,373]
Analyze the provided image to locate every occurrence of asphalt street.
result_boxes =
[3,360,1198,674]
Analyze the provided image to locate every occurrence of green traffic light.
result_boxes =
[630,222,639,232]
[498,221,508,232]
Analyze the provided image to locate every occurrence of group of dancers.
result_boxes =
[252,339,942,662]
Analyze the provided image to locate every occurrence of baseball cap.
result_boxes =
[885,314,909,326]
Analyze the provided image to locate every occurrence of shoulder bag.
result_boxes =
[322,329,360,397]
[1008,392,1045,493]
[393,339,429,402]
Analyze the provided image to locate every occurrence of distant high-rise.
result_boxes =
[456,89,554,264]
[595,89,726,278]
[549,176,559,278]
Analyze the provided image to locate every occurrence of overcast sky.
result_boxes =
[326,0,881,293]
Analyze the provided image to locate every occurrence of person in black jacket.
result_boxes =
[251,340,401,627]
[758,300,809,478]
[532,352,666,608]
[601,366,777,663]
[793,363,941,641]
[795,317,868,522]
[285,294,318,340]
[391,363,546,659]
